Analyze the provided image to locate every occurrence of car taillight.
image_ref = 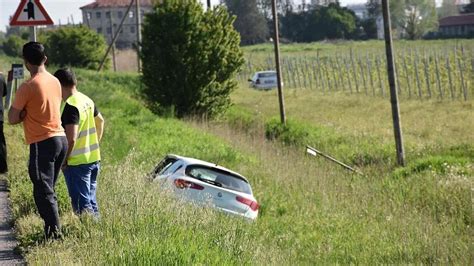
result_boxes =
[256,79,260,84]
[174,179,204,190]
[236,196,259,211]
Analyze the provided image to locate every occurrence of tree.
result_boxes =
[257,0,295,18]
[366,0,381,18]
[317,3,357,39]
[281,10,310,42]
[281,3,357,42]
[461,1,474,13]
[141,1,244,118]
[42,26,109,69]
[439,0,459,18]
[223,0,269,45]
[400,0,438,39]
[2,35,24,57]
[362,0,384,39]
[376,0,438,39]
[360,17,378,39]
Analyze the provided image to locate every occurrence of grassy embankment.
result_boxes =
[2,51,473,264]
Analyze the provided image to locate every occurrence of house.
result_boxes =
[438,14,474,37]
[80,0,154,49]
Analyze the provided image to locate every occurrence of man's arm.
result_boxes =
[10,84,28,124]
[63,124,79,167]
[8,107,25,125]
[0,74,6,97]
[94,112,104,142]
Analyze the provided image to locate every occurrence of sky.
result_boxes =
[0,0,446,33]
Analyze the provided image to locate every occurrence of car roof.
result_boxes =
[165,154,250,183]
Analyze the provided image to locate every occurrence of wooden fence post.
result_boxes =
[350,48,360,93]
[336,54,345,92]
[345,57,353,93]
[423,53,432,98]
[434,52,443,100]
[446,56,455,99]
[458,57,468,101]
[375,56,385,97]
[324,58,332,92]
[403,49,412,98]
[359,55,368,95]
[367,53,375,96]
[317,56,325,93]
[414,51,422,99]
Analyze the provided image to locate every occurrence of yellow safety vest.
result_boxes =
[64,92,101,166]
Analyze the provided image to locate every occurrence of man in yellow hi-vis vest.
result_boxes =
[54,68,104,217]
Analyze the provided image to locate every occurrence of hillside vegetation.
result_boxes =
[2,58,473,264]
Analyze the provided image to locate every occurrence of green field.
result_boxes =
[1,40,472,265]
[240,40,474,101]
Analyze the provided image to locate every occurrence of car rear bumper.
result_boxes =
[215,206,257,220]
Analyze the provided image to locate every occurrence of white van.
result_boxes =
[248,71,279,90]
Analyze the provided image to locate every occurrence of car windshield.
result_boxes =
[185,165,252,194]
[258,72,276,78]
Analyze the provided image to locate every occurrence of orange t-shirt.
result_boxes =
[12,71,65,144]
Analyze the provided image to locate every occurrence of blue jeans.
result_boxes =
[63,162,100,217]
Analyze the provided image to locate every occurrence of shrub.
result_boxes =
[141,0,244,118]
[3,35,24,57]
[42,26,109,70]
[264,118,310,146]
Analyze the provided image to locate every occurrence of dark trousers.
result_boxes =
[0,122,7,173]
[28,136,67,238]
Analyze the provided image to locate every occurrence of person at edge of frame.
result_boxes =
[8,42,67,240]
[0,71,8,174]
[54,68,104,219]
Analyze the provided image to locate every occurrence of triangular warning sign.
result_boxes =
[10,0,54,26]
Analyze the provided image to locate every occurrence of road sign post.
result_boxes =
[30,26,37,41]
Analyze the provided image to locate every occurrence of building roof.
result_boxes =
[439,14,474,27]
[80,0,154,9]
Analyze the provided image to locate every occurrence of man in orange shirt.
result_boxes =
[8,42,67,239]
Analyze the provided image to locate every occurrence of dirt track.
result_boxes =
[0,179,23,265]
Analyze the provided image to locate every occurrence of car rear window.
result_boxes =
[153,157,179,176]
[258,72,276,78]
[185,165,252,194]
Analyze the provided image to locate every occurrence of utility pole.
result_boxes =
[382,0,405,166]
[98,0,135,72]
[271,0,286,125]
[135,0,142,72]
[109,15,117,72]
[207,0,211,9]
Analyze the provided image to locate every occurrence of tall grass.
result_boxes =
[3,59,472,263]
[225,86,473,166]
